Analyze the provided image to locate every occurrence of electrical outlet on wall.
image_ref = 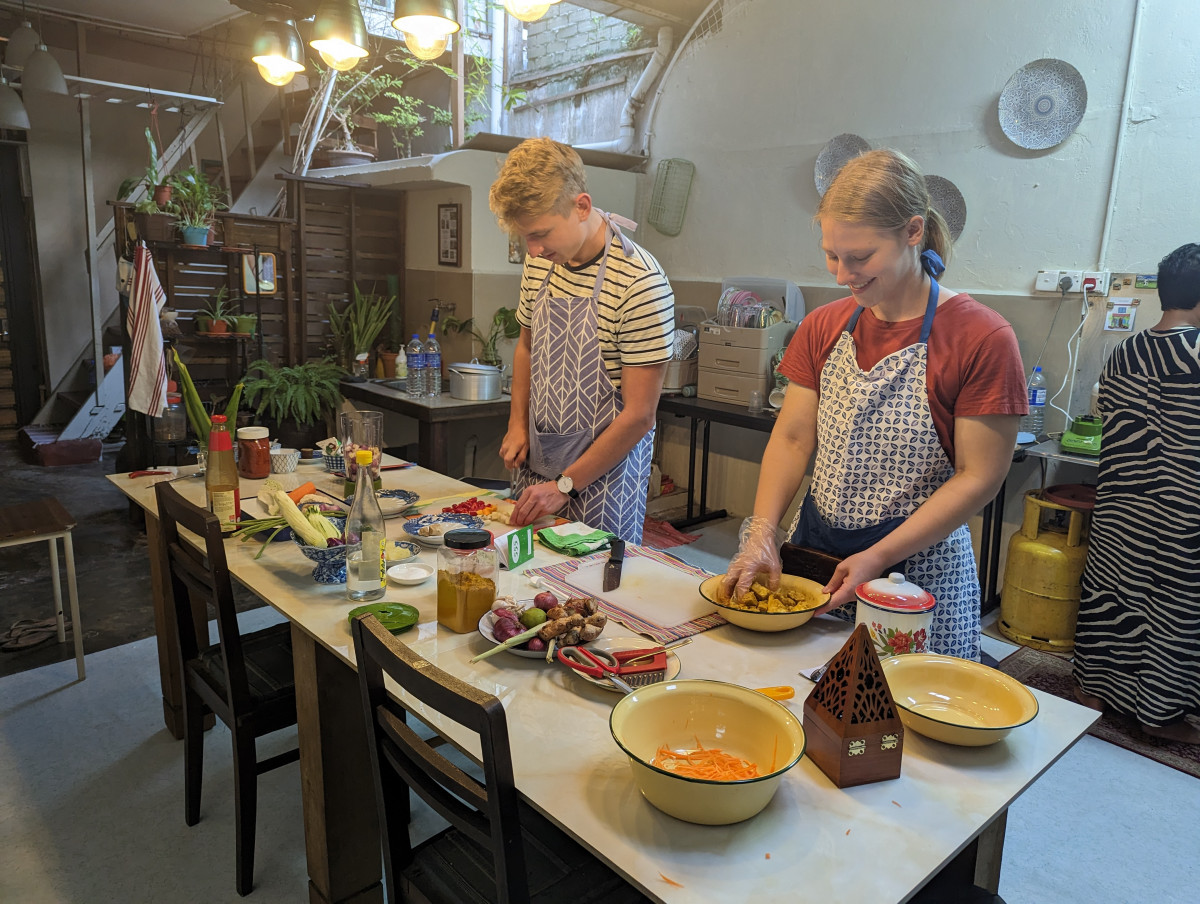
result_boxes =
[1083,271,1111,295]
[1060,271,1083,292]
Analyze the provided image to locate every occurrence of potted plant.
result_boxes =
[242,358,345,449]
[168,165,227,246]
[328,285,395,375]
[143,127,172,207]
[442,307,521,367]
[196,287,235,334]
[234,310,258,337]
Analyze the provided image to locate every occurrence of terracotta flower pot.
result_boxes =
[379,351,399,378]
[208,319,229,335]
[153,184,173,206]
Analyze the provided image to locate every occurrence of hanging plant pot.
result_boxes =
[133,211,176,243]
[180,225,210,246]
[153,183,173,206]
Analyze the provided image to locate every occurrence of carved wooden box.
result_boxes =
[803,623,904,788]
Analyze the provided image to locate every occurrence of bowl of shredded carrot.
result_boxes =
[609,679,807,825]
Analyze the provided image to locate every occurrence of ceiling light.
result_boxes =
[0,77,30,129]
[5,20,40,68]
[310,0,369,71]
[393,0,460,61]
[105,97,123,104]
[253,17,305,86]
[21,44,68,95]
[503,0,552,23]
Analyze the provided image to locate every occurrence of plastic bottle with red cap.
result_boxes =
[205,414,240,531]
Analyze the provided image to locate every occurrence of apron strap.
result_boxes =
[844,249,945,341]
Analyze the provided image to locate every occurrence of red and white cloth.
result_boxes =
[126,242,168,417]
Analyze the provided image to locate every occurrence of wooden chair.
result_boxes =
[351,614,650,904]
[155,480,299,897]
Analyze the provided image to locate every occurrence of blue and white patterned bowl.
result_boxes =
[402,513,486,546]
[292,516,348,583]
[323,451,346,473]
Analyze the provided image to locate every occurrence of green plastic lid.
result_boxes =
[348,603,419,634]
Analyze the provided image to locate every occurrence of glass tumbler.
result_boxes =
[339,410,383,490]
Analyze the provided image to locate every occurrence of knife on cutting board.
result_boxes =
[602,538,625,591]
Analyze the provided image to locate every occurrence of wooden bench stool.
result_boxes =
[0,497,85,679]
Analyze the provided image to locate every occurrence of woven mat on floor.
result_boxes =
[998,646,1200,780]
[641,516,701,549]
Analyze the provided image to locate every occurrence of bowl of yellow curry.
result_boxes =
[698,572,828,632]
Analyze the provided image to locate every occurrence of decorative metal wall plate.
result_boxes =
[998,58,1087,150]
[925,174,967,241]
[815,133,871,197]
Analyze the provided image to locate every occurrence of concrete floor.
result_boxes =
[0,442,264,678]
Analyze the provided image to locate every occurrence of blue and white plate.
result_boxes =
[345,488,419,519]
[402,513,485,546]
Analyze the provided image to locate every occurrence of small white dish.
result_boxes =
[402,513,486,546]
[387,562,434,586]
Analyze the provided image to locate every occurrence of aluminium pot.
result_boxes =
[447,359,504,401]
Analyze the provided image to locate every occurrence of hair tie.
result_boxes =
[920,249,945,279]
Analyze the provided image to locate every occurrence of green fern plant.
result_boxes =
[242,358,344,427]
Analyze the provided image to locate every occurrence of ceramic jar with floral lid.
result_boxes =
[854,573,937,657]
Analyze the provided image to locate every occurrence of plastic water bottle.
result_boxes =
[345,449,386,602]
[405,334,425,398]
[1021,366,1046,436]
[424,333,442,397]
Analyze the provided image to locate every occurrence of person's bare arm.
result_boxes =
[499,327,532,469]
[815,413,1020,611]
[509,362,666,526]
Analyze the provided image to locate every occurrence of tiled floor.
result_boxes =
[2,506,1197,902]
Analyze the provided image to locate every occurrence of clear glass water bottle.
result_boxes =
[424,332,442,397]
[1021,366,1046,436]
[405,333,425,398]
[345,449,386,601]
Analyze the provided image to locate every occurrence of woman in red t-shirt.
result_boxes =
[721,150,1025,660]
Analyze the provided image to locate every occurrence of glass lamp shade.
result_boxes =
[0,78,31,130]
[393,0,461,53]
[310,0,369,71]
[503,0,552,22]
[402,31,448,61]
[252,18,305,87]
[21,45,68,95]
[5,20,40,68]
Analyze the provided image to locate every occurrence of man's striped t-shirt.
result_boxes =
[516,233,675,389]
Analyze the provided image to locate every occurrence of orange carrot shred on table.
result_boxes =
[845,829,851,836]
[892,800,902,808]
[660,873,685,888]
[651,742,760,781]
[765,853,771,860]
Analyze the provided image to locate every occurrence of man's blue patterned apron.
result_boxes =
[514,213,653,544]
[787,251,981,660]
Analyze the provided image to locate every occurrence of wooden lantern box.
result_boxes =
[802,623,904,788]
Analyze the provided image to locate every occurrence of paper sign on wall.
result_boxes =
[1104,303,1136,332]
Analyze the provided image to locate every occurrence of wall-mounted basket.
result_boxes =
[647,158,694,237]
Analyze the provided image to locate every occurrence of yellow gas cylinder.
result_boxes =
[998,490,1090,653]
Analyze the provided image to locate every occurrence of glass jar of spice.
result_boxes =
[436,528,498,633]
[236,426,271,479]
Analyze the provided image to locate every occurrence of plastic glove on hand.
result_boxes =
[720,515,782,601]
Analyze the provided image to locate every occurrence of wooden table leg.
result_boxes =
[292,625,384,904]
[974,809,1007,893]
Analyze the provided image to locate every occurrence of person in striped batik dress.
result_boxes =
[1073,243,1200,744]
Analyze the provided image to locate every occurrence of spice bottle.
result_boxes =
[236,426,271,479]
[345,449,386,602]
[205,414,240,532]
[437,528,498,633]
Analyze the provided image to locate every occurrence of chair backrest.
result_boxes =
[351,614,530,904]
[154,480,253,711]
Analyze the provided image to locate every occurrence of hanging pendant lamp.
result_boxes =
[252,18,305,86]
[5,19,40,68]
[392,0,460,61]
[21,44,68,95]
[309,0,369,71]
[0,77,31,130]
[503,0,560,24]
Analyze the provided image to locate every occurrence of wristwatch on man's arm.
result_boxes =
[555,473,580,499]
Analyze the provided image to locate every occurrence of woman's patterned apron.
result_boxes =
[788,253,981,659]
[514,213,653,544]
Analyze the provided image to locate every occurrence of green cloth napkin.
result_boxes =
[537,522,616,556]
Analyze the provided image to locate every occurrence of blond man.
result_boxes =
[489,137,674,543]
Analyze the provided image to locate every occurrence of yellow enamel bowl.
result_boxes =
[698,573,827,632]
[881,653,1040,747]
[609,679,807,825]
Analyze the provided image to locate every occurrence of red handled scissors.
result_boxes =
[556,645,619,678]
